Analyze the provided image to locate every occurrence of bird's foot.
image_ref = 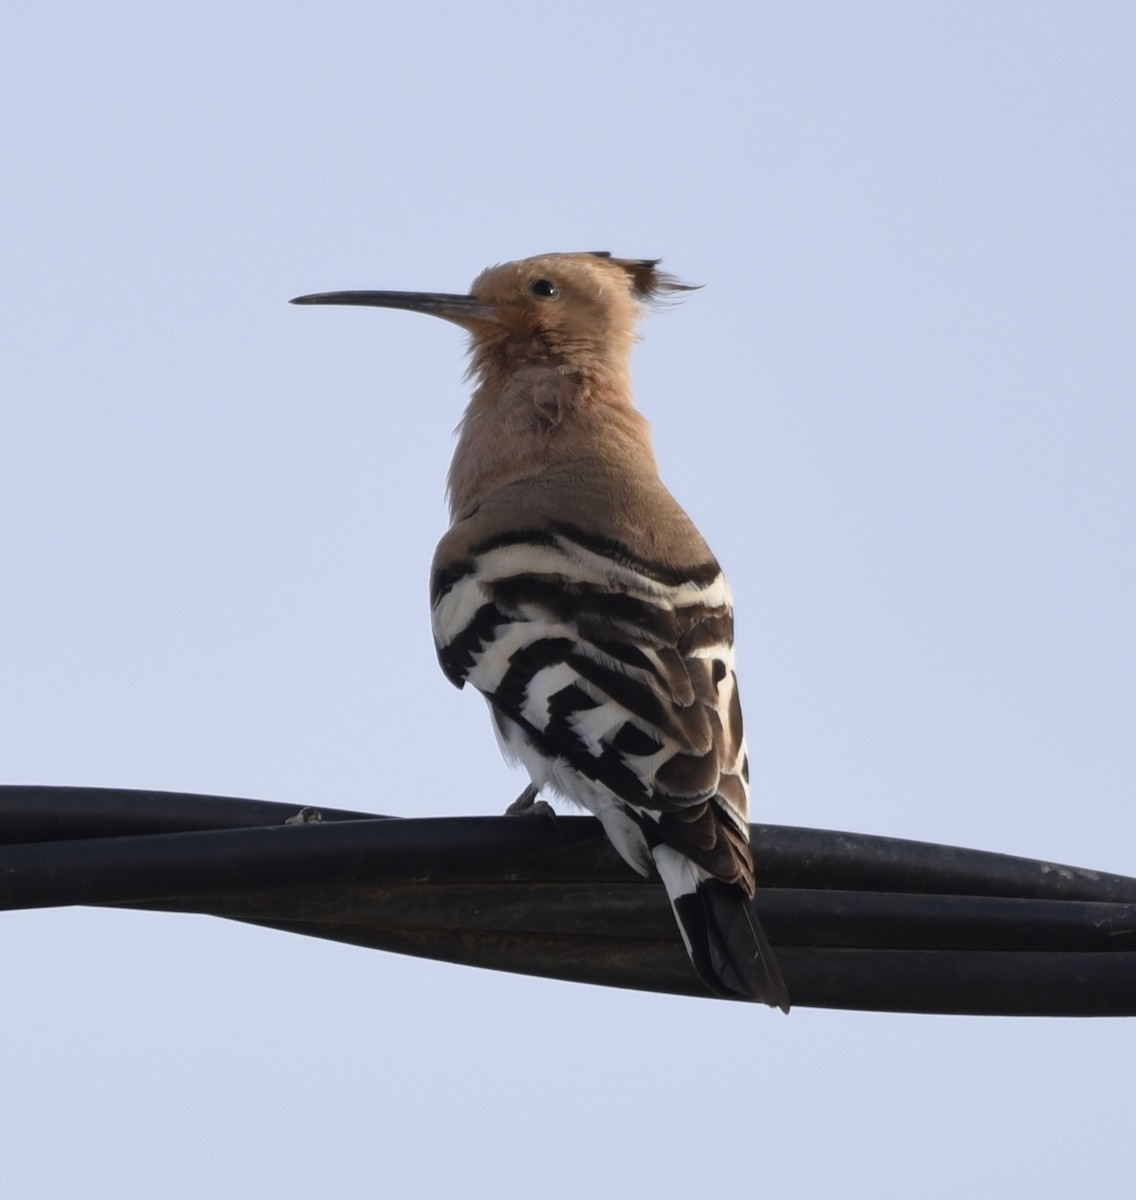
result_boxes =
[284,806,324,825]
[505,784,556,819]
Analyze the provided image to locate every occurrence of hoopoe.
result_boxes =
[292,253,789,1009]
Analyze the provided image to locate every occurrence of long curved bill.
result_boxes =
[289,289,499,327]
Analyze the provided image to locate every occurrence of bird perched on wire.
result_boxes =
[291,252,789,1009]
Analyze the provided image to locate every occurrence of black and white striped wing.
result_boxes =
[430,523,753,890]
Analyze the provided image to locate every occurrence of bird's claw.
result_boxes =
[505,785,556,819]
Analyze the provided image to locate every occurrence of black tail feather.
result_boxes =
[674,881,790,1011]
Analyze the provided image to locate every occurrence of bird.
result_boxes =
[291,252,790,1010]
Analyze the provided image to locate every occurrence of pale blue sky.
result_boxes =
[3,4,1134,1197]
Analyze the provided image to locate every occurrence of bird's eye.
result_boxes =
[531,279,557,298]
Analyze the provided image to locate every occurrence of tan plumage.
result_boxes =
[292,253,789,1009]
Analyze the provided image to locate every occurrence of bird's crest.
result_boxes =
[583,251,700,304]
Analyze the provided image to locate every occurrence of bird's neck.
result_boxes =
[446,360,656,523]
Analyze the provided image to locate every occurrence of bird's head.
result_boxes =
[291,252,695,385]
